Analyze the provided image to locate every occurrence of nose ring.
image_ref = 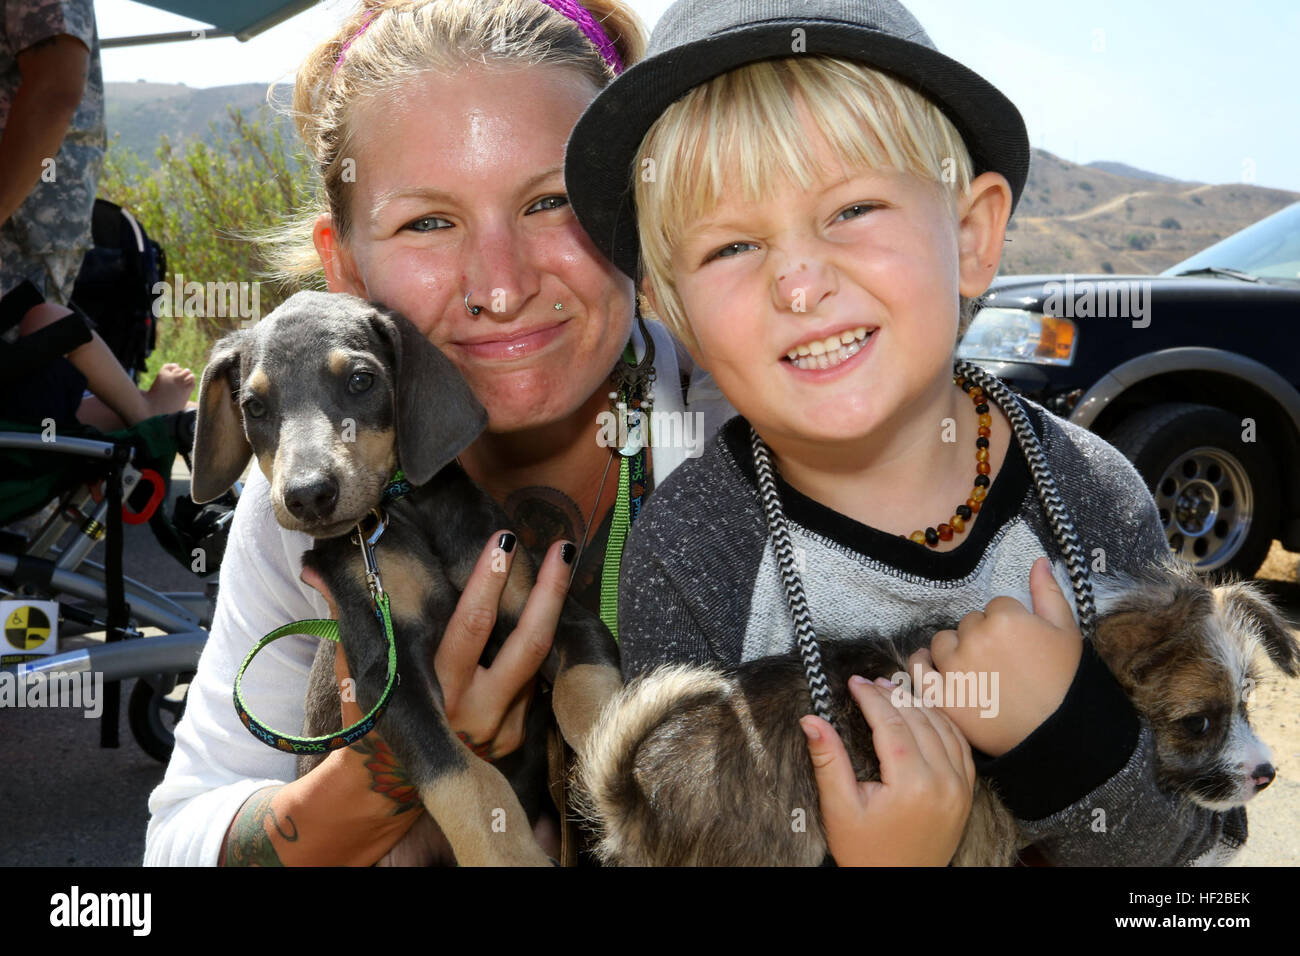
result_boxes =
[465,292,483,316]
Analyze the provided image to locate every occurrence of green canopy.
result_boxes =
[101,0,319,47]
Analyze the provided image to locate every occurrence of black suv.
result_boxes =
[962,201,1300,578]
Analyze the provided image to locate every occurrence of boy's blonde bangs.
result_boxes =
[636,56,976,353]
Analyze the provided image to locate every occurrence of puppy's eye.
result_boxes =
[348,371,374,394]
[1180,714,1211,736]
[243,397,266,419]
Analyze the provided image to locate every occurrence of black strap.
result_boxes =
[99,443,131,749]
[0,306,94,385]
[0,280,45,335]
[8,554,58,590]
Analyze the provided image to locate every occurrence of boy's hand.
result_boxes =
[927,556,1082,757]
[801,676,975,866]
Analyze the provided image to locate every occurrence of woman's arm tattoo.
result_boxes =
[220,786,298,867]
[350,735,421,813]
[455,730,497,762]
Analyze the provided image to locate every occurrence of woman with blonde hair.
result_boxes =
[144,0,731,866]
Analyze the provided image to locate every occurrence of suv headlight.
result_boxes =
[956,308,1077,365]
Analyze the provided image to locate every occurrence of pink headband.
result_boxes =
[535,0,625,75]
[332,8,378,74]
[333,2,624,76]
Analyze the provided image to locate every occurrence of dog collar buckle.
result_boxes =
[352,507,389,602]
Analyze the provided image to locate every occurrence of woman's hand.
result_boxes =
[433,532,573,760]
[301,530,573,761]
[286,531,570,864]
[800,667,976,866]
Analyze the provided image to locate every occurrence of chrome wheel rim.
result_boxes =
[1155,446,1253,571]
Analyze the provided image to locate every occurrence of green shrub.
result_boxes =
[99,107,316,390]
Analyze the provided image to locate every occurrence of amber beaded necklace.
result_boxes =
[899,373,994,548]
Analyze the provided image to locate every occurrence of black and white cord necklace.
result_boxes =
[749,359,1098,728]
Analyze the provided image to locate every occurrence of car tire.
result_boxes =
[1104,402,1279,579]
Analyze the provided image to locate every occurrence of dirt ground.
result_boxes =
[1226,541,1300,866]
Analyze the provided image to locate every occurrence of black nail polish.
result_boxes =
[560,542,576,564]
[498,532,516,553]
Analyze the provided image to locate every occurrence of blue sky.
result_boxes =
[95,0,1300,192]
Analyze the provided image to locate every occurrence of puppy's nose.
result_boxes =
[1252,763,1276,791]
[285,475,339,521]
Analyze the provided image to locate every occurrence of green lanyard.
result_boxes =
[598,342,650,643]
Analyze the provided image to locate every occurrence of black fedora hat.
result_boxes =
[565,0,1030,279]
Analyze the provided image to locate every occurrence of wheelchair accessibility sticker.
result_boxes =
[2,600,59,665]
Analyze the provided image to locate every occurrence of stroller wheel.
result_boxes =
[128,672,192,763]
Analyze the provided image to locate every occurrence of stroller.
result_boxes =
[1,199,236,762]
[0,410,238,761]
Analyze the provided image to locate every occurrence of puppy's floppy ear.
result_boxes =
[1219,581,1300,677]
[370,306,487,486]
[191,331,252,503]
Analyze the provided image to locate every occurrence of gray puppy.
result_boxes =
[191,290,622,866]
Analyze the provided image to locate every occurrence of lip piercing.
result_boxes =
[465,292,483,316]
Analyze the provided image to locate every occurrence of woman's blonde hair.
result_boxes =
[264,0,646,285]
[634,56,981,356]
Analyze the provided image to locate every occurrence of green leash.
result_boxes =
[233,596,397,755]
[234,498,402,756]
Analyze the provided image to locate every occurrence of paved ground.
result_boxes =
[2,476,1299,866]
[0,471,207,866]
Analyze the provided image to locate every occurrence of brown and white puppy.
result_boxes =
[575,555,1299,866]
[1092,559,1294,812]
[192,290,623,867]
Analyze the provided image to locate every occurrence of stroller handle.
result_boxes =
[2,631,205,683]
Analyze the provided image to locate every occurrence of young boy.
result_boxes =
[564,0,1246,865]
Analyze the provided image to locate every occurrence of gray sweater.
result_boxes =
[617,395,1247,866]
